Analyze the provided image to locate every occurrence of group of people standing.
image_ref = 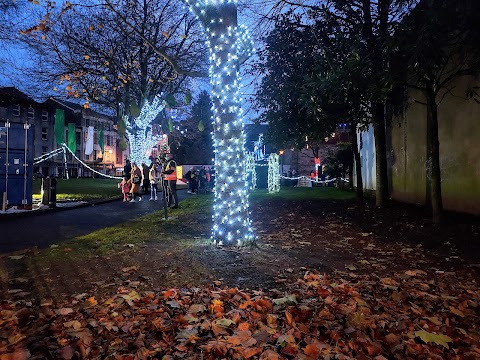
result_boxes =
[118,154,179,208]
[184,166,213,194]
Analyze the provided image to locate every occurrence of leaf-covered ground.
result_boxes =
[1,189,479,359]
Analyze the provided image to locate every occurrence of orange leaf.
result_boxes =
[285,310,295,327]
[238,322,250,331]
[87,296,97,306]
[239,300,254,309]
[243,347,262,358]
[255,298,273,311]
[164,289,176,297]
[304,343,320,357]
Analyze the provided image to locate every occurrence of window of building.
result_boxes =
[106,135,111,146]
[85,118,90,127]
[86,154,90,161]
[42,110,48,122]
[76,132,81,145]
[27,108,35,121]
[42,127,48,141]
[12,104,20,117]
[42,146,48,155]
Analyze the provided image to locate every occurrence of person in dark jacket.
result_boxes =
[124,159,132,179]
[141,162,150,193]
[162,154,178,208]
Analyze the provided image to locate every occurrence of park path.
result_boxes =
[0,191,188,254]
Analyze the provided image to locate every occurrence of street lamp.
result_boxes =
[279,150,285,175]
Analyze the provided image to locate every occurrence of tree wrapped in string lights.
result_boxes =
[125,95,165,165]
[268,153,280,193]
[183,0,254,245]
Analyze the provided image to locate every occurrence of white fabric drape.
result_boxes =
[85,126,94,155]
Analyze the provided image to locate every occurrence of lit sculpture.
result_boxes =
[268,153,280,193]
[245,152,256,191]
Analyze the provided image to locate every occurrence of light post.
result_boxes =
[279,150,285,174]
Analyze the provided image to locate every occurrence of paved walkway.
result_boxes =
[0,191,189,254]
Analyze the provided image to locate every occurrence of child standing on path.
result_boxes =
[119,176,131,202]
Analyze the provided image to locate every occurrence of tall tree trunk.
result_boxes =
[373,102,389,207]
[351,123,363,201]
[426,86,443,223]
[201,4,253,245]
[425,94,432,210]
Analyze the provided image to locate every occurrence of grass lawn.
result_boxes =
[32,178,188,201]
[32,178,121,201]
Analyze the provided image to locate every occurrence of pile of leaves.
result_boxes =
[2,269,479,360]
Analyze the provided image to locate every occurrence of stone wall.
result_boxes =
[389,76,480,215]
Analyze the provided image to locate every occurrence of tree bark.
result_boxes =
[426,85,443,223]
[373,102,389,207]
[351,123,363,201]
[425,94,432,210]
[201,4,254,245]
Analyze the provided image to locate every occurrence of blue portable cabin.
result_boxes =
[0,88,36,210]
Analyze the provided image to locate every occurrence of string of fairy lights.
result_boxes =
[267,153,280,193]
[182,0,255,245]
[33,144,122,180]
[126,95,165,166]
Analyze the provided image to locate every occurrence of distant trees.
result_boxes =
[174,90,214,165]
[0,0,27,81]
[254,14,337,158]
[23,0,208,114]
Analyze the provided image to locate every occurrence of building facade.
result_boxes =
[0,87,127,179]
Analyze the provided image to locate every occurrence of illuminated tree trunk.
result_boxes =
[199,3,254,245]
[126,96,164,165]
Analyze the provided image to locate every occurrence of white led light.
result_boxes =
[125,96,164,165]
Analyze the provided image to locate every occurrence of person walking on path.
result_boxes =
[149,162,159,201]
[163,154,178,208]
[129,163,143,202]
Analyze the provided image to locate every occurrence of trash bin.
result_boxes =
[41,177,57,207]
